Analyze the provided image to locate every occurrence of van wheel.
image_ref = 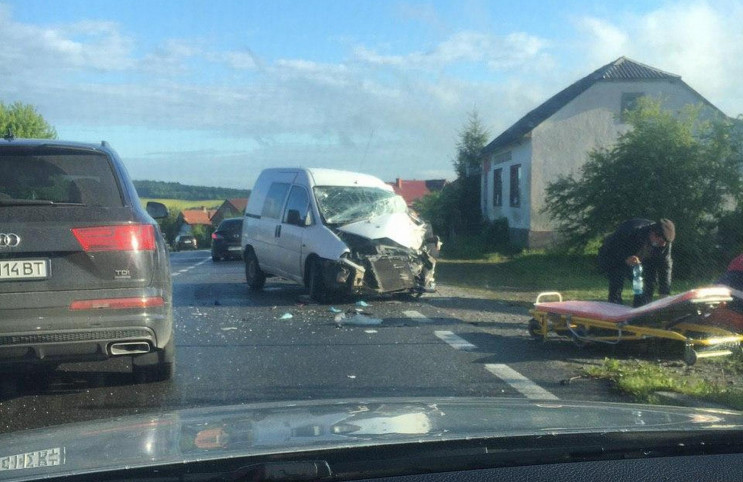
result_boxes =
[309,258,329,303]
[245,249,266,291]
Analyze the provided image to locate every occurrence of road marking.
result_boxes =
[434,331,476,351]
[485,364,559,400]
[171,258,209,278]
[403,310,432,323]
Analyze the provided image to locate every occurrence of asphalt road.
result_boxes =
[0,250,631,434]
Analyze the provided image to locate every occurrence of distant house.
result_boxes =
[480,56,725,248]
[211,198,248,226]
[389,178,448,207]
[177,208,217,235]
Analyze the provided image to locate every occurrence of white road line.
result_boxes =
[485,364,559,400]
[403,310,432,323]
[434,331,476,351]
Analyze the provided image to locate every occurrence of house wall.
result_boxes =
[482,140,533,231]
[528,79,717,241]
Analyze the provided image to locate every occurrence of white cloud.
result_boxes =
[353,30,549,72]
[0,6,133,73]
[575,1,743,115]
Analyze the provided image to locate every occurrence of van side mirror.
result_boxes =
[146,201,169,219]
[286,209,303,226]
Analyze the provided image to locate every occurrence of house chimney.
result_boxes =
[396,178,403,189]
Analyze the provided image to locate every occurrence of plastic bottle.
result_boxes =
[632,264,643,295]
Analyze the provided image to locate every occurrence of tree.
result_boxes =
[0,101,57,139]
[544,98,743,276]
[454,110,490,178]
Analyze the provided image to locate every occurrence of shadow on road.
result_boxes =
[458,330,687,366]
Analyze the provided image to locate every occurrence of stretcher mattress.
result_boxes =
[535,287,732,324]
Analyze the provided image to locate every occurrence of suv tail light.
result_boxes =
[72,225,156,252]
[70,296,165,310]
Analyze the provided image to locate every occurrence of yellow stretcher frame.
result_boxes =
[528,292,743,365]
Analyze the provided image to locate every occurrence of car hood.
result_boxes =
[1,397,743,480]
[336,213,426,250]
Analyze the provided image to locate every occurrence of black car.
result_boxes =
[211,218,243,261]
[0,138,174,382]
[174,234,198,251]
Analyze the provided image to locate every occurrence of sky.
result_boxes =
[1,0,742,189]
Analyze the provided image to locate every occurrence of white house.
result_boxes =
[480,56,725,248]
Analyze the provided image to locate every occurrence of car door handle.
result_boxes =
[275,225,281,238]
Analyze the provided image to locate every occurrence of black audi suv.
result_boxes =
[0,138,174,382]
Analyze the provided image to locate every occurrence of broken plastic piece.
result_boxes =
[356,300,369,307]
[338,313,382,326]
[329,307,342,313]
[279,313,293,320]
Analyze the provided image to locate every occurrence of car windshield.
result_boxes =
[314,186,408,225]
[2,1,743,479]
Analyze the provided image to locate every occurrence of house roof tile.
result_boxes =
[227,198,248,212]
[181,209,214,225]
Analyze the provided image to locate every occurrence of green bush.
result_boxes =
[440,218,518,259]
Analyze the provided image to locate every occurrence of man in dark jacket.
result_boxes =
[597,218,675,306]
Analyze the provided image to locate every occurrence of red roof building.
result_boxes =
[388,178,447,206]
[179,208,216,227]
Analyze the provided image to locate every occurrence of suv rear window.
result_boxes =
[0,147,123,207]
[219,219,242,233]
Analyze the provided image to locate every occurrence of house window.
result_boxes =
[509,164,521,207]
[621,92,645,122]
[493,168,502,207]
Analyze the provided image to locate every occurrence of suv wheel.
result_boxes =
[132,338,175,383]
[245,248,266,291]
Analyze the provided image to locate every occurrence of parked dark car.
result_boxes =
[0,138,174,382]
[174,234,198,251]
[211,217,243,261]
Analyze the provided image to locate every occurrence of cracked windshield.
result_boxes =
[1,0,743,479]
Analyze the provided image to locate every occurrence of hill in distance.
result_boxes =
[134,180,250,200]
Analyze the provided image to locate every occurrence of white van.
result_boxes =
[241,168,440,301]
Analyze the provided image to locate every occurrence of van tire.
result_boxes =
[245,248,266,291]
[309,258,329,303]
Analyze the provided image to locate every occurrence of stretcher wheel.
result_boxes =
[684,345,697,366]
[570,326,589,348]
[528,318,542,339]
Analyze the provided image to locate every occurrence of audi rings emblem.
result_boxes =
[0,233,21,248]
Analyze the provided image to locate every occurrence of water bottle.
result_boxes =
[632,264,643,295]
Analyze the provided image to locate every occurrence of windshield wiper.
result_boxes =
[0,198,85,206]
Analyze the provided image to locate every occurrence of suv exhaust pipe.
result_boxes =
[109,342,151,356]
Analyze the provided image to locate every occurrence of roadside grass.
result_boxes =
[586,357,743,409]
[140,198,223,211]
[436,251,701,304]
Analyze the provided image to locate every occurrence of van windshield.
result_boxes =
[314,186,408,225]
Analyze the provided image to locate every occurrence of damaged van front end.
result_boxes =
[313,186,440,297]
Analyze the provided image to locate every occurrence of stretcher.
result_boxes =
[528,287,743,365]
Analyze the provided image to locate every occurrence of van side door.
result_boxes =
[275,185,311,282]
[252,181,291,274]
